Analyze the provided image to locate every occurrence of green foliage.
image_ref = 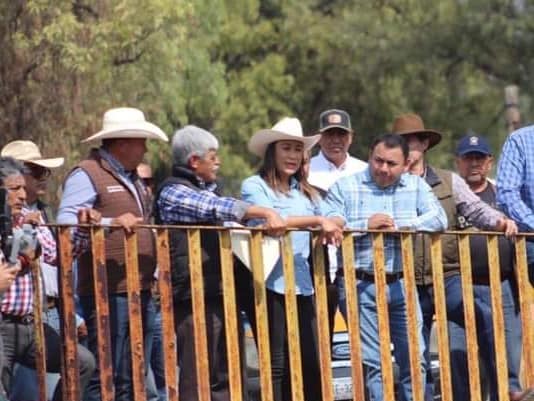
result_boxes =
[1,0,534,202]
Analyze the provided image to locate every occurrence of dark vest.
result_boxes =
[154,166,222,303]
[415,166,460,285]
[75,150,156,295]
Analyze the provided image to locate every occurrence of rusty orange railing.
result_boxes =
[23,225,534,401]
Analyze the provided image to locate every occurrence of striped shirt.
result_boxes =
[496,125,534,231]
[322,168,447,273]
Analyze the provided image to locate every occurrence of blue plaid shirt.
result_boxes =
[156,181,250,224]
[322,168,447,272]
[496,125,534,231]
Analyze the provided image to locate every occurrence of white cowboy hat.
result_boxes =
[248,117,321,158]
[82,107,168,143]
[1,140,64,168]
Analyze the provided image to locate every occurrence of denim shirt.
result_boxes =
[241,175,320,296]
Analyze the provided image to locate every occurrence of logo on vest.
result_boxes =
[106,185,126,193]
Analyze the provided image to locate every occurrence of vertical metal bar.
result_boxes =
[187,228,211,401]
[457,234,481,401]
[515,236,534,386]
[155,228,178,401]
[400,233,424,401]
[91,227,115,401]
[430,234,452,401]
[486,234,509,401]
[218,230,243,401]
[341,233,366,400]
[124,232,146,401]
[281,232,304,401]
[311,234,333,401]
[372,232,395,400]
[30,259,47,401]
[249,231,274,401]
[58,226,80,400]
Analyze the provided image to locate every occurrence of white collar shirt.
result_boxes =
[308,151,367,191]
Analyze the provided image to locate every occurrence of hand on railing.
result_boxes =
[495,217,518,238]
[318,217,343,246]
[111,213,143,234]
[368,213,396,230]
[262,210,287,237]
[77,208,102,228]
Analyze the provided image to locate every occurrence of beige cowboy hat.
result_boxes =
[82,107,168,143]
[1,140,64,168]
[248,117,321,158]
[391,113,442,149]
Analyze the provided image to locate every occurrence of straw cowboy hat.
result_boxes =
[82,107,168,143]
[1,140,64,168]
[248,117,321,158]
[391,113,442,150]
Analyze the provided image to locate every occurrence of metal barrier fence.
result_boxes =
[29,225,534,401]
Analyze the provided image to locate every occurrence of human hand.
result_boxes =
[496,218,518,239]
[23,212,42,226]
[0,262,20,292]
[319,217,343,246]
[77,322,88,339]
[263,210,286,237]
[77,208,102,225]
[111,213,143,234]
[367,214,395,230]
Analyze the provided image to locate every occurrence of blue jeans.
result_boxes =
[79,291,155,401]
[338,276,426,401]
[447,278,522,400]
[147,305,166,401]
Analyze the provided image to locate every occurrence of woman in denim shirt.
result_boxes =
[242,117,342,401]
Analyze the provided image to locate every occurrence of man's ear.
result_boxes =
[188,154,200,170]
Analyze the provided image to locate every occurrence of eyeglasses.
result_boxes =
[26,164,51,180]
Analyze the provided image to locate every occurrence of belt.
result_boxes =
[1,313,34,325]
[355,270,403,284]
[471,273,512,286]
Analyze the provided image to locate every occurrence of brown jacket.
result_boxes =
[76,149,156,295]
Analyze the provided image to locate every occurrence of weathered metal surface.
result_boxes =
[458,234,481,401]
[372,233,395,400]
[187,228,211,401]
[124,232,146,401]
[311,235,333,401]
[218,231,243,401]
[58,226,80,400]
[281,233,304,401]
[155,228,178,401]
[515,236,534,386]
[30,258,47,401]
[249,231,274,401]
[430,234,452,401]
[341,233,366,400]
[400,233,424,401]
[486,235,509,401]
[91,227,115,401]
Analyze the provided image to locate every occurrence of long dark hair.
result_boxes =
[258,142,319,202]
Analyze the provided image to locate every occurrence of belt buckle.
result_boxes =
[21,315,33,325]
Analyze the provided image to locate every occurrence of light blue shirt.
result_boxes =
[57,148,143,225]
[322,168,447,273]
[241,175,320,296]
[496,125,534,231]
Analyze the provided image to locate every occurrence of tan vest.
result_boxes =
[75,150,156,295]
[414,167,461,285]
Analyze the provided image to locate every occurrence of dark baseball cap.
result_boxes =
[455,134,492,156]
[319,109,352,133]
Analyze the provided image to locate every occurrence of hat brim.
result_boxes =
[248,130,321,158]
[82,122,168,143]
[319,125,353,133]
[25,158,65,169]
[397,129,442,149]
[456,148,492,157]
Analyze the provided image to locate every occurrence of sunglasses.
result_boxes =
[26,164,51,180]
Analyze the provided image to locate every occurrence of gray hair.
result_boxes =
[172,125,219,166]
[0,157,26,185]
